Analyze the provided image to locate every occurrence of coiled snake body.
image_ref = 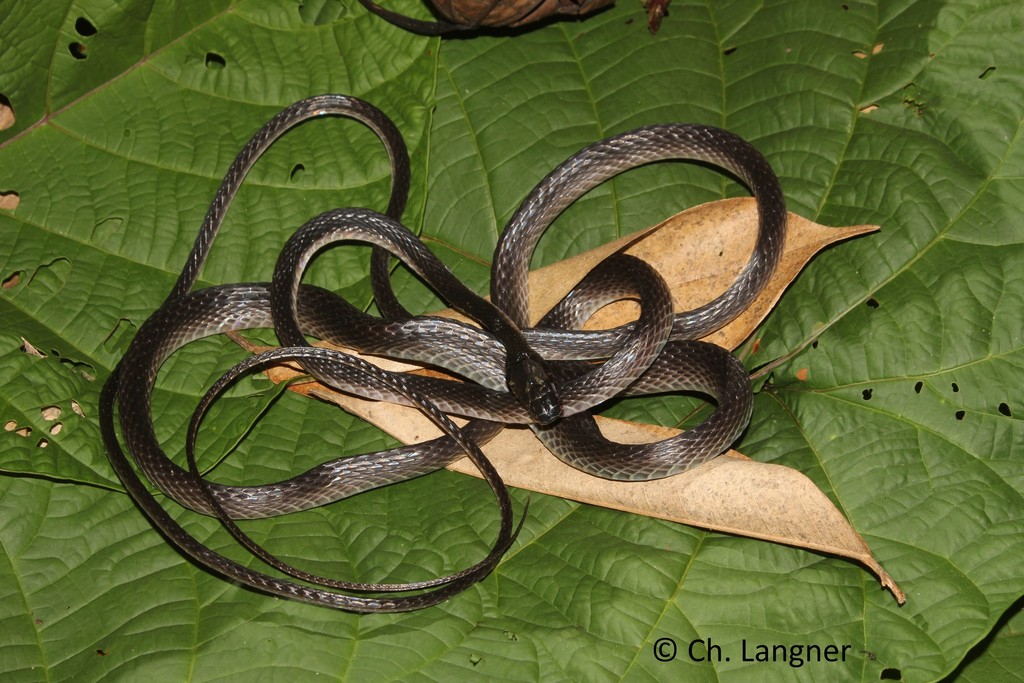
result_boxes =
[100,94,786,612]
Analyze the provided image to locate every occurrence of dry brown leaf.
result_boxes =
[322,391,904,605]
[438,197,876,350]
[240,199,902,602]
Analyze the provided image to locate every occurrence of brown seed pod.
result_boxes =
[431,0,615,27]
[358,0,615,34]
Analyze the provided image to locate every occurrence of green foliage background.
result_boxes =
[1,0,1022,681]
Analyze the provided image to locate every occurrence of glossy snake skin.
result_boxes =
[100,95,785,611]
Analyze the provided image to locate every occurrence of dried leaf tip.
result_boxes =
[644,0,670,33]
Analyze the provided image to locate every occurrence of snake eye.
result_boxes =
[507,354,562,425]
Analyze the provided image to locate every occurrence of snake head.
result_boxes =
[506,351,562,426]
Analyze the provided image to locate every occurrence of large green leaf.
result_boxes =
[1,1,1021,681]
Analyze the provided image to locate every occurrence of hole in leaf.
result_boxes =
[58,356,96,381]
[4,420,17,432]
[41,406,62,421]
[862,388,873,400]
[205,52,226,69]
[49,422,63,436]
[15,425,32,437]
[102,318,138,354]
[866,297,879,308]
[37,438,49,448]
[955,410,965,421]
[979,66,996,80]
[723,46,738,56]
[852,50,867,59]
[902,83,927,115]
[33,341,96,381]
[0,93,14,130]
[25,256,71,291]
[69,42,88,59]
[840,3,849,9]
[75,16,98,36]
[90,215,125,244]
[101,317,139,356]
[1,191,21,210]
[879,668,901,681]
[914,381,923,394]
[19,338,46,358]
[811,339,819,349]
[71,400,85,417]
[2,271,20,288]
[290,163,306,182]
[951,382,959,393]
[860,104,879,114]
[998,402,1011,417]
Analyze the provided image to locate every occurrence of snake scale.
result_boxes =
[100,94,786,612]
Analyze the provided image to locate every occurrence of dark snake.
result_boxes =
[99,94,786,612]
